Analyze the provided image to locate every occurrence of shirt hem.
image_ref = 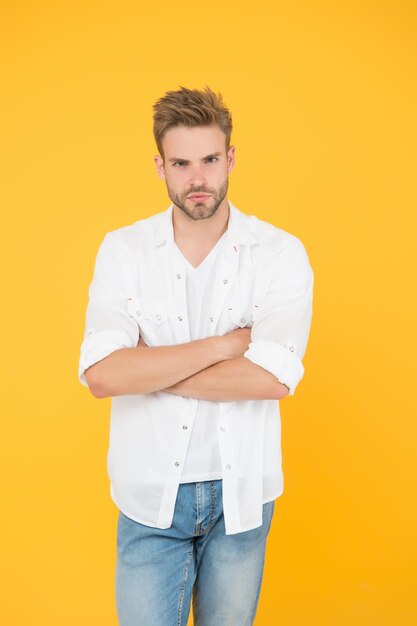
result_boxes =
[262,488,283,505]
[110,484,284,532]
[179,471,223,484]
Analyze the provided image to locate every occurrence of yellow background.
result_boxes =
[1,1,416,624]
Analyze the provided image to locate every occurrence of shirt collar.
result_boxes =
[153,199,259,247]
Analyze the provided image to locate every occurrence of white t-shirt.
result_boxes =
[173,231,227,483]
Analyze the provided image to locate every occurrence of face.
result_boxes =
[154,124,235,221]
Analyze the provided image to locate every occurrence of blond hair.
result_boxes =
[152,85,233,161]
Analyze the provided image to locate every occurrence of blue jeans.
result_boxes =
[115,479,275,626]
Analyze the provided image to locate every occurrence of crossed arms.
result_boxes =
[85,327,290,402]
[80,232,313,402]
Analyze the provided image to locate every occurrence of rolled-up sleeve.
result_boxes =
[243,235,314,396]
[78,232,140,387]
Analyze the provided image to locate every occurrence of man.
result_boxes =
[78,85,314,626]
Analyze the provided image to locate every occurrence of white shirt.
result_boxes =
[175,232,226,483]
[78,200,314,535]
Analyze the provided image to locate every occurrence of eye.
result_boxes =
[172,156,218,167]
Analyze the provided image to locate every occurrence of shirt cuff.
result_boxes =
[243,340,305,396]
[78,329,136,387]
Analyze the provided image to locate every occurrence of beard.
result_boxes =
[167,179,229,221]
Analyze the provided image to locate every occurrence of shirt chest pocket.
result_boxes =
[127,296,171,343]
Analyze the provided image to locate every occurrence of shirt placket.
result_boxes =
[202,238,240,336]
[202,239,242,533]
[217,402,241,533]
[157,244,198,528]
[157,395,198,528]
[167,243,190,344]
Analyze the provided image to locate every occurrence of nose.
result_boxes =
[188,165,207,189]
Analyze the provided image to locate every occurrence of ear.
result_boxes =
[227,145,236,173]
[154,154,166,180]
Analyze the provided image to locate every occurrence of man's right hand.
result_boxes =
[220,326,252,360]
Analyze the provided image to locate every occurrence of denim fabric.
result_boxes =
[115,479,275,626]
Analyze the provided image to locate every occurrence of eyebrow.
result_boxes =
[167,152,223,164]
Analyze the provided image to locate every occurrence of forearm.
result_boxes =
[164,355,290,402]
[85,336,227,398]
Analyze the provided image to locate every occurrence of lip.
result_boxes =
[188,194,210,200]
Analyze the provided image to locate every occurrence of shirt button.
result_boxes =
[178,316,183,321]
[289,346,294,352]
[223,279,228,284]
[174,461,180,467]
[177,274,181,279]
[220,426,226,432]
[210,317,214,323]
[136,310,142,316]
[182,425,188,430]
[225,464,232,470]
[155,313,161,320]
[241,317,246,324]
